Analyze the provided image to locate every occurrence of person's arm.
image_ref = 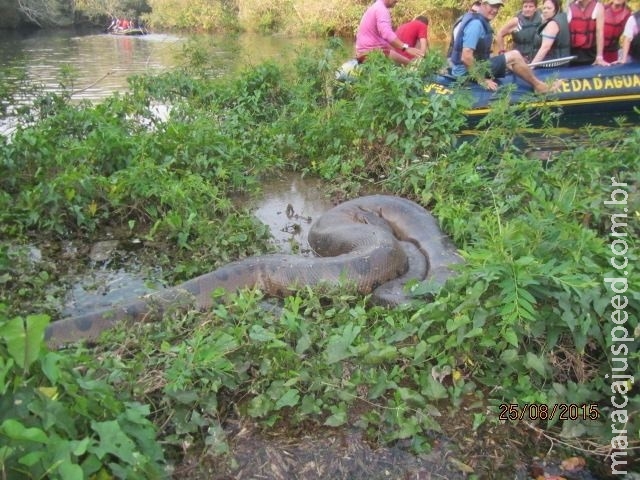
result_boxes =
[594,3,610,65]
[616,16,636,63]
[376,7,402,47]
[461,47,499,90]
[390,21,426,60]
[617,35,631,63]
[459,21,498,89]
[529,21,560,64]
[496,17,519,52]
[416,37,428,56]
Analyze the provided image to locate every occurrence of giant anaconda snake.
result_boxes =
[45,195,462,347]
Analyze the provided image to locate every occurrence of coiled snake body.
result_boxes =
[45,195,462,347]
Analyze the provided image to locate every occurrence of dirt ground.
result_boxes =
[171,414,612,480]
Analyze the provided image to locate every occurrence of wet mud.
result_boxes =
[61,173,333,317]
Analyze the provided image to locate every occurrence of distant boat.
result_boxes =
[109,27,147,36]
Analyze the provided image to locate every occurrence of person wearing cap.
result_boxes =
[394,15,430,60]
[355,0,424,65]
[447,2,482,60]
[449,0,559,93]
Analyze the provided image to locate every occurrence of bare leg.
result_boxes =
[505,50,560,93]
[388,50,412,66]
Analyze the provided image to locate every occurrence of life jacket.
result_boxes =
[604,4,631,52]
[630,11,640,58]
[569,0,598,49]
[512,10,543,59]
[447,14,465,58]
[533,11,571,59]
[450,13,493,65]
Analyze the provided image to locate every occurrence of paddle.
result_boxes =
[529,56,577,68]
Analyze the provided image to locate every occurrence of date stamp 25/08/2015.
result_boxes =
[498,403,601,421]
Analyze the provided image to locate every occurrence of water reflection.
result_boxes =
[249,173,334,254]
[61,173,332,316]
[0,30,184,100]
[0,29,329,102]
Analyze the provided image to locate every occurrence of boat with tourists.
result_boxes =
[106,18,148,36]
[109,27,147,36]
[337,58,640,122]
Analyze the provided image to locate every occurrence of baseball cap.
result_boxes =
[484,0,505,5]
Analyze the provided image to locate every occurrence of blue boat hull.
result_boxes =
[427,63,640,121]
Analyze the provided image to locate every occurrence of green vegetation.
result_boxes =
[6,0,510,36]
[0,40,638,478]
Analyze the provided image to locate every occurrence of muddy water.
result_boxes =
[249,174,334,255]
[61,173,333,316]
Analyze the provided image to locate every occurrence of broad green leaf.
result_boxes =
[275,388,299,409]
[37,386,59,400]
[0,419,48,443]
[0,445,15,462]
[248,324,276,342]
[363,345,398,365]
[16,451,44,467]
[325,323,361,364]
[500,349,518,363]
[412,340,428,364]
[247,394,272,418]
[525,353,548,377]
[446,315,469,333]
[426,334,445,344]
[518,288,537,305]
[40,352,62,384]
[90,420,137,464]
[58,460,83,480]
[463,327,484,339]
[2,315,49,370]
[0,356,15,395]
[71,437,91,456]
[324,409,347,427]
[396,387,426,408]
[421,376,448,400]
[502,328,519,347]
[295,333,311,355]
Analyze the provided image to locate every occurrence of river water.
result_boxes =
[0,28,615,479]
[0,28,328,101]
[0,27,338,315]
[0,28,334,238]
[2,27,636,299]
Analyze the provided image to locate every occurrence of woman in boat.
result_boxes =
[530,0,571,64]
[616,10,640,63]
[567,0,608,65]
[496,0,543,62]
[603,0,631,62]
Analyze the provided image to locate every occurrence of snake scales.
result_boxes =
[45,195,462,347]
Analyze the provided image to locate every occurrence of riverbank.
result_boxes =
[0,43,638,479]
